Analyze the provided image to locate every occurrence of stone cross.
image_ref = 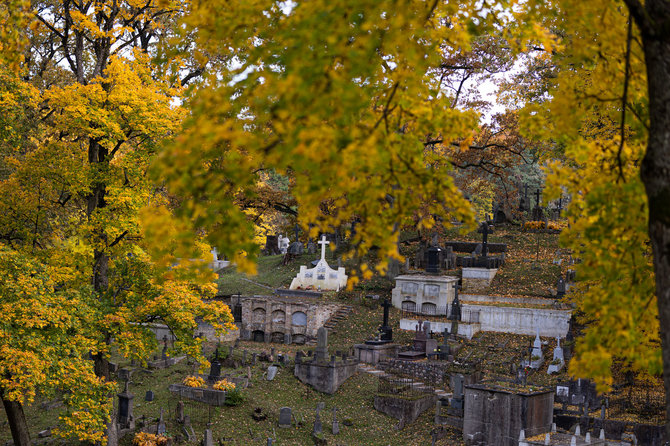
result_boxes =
[477,221,493,258]
[294,224,300,241]
[318,235,330,261]
[534,188,542,208]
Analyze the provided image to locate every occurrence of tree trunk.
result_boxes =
[638,0,670,438]
[1,394,31,446]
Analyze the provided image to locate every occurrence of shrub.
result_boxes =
[224,387,244,406]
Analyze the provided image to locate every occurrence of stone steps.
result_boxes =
[322,305,354,334]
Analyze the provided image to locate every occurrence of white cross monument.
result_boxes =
[289,235,347,291]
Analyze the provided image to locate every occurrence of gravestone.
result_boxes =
[144,390,154,402]
[313,404,323,435]
[265,235,280,255]
[161,336,169,360]
[531,188,545,221]
[266,365,278,381]
[556,277,566,298]
[290,235,348,291]
[307,240,317,254]
[278,407,292,428]
[332,407,339,435]
[379,299,393,342]
[157,408,166,435]
[203,429,213,446]
[288,241,304,255]
[315,327,328,362]
[426,244,442,274]
[117,381,134,429]
[547,337,565,374]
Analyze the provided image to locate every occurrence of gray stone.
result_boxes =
[331,407,339,435]
[203,429,213,446]
[278,407,292,428]
[266,365,278,381]
[315,327,328,361]
[144,390,154,402]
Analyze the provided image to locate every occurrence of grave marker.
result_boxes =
[279,407,292,428]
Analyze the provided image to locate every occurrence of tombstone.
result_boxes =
[444,246,456,269]
[307,239,317,254]
[532,188,544,221]
[379,299,393,342]
[278,407,292,428]
[479,222,494,258]
[117,380,134,428]
[547,337,565,374]
[144,390,154,402]
[161,336,169,361]
[266,365,278,381]
[472,243,483,256]
[209,358,222,381]
[556,277,566,298]
[182,416,196,442]
[449,284,461,322]
[265,235,280,255]
[157,408,166,435]
[426,245,442,274]
[203,429,213,446]
[332,408,339,435]
[313,405,323,435]
[315,327,328,362]
[176,401,184,423]
[288,241,304,255]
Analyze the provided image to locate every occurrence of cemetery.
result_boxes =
[0,221,665,446]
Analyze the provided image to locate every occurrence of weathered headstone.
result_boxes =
[278,407,292,428]
[313,404,323,435]
[157,408,166,435]
[557,277,566,298]
[332,407,339,435]
[315,327,328,362]
[266,365,278,381]
[203,429,213,446]
[117,380,134,428]
[144,390,154,402]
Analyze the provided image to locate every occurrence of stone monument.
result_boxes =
[290,235,348,291]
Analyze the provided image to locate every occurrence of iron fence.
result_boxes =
[376,376,434,399]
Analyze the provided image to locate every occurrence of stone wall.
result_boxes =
[374,393,437,427]
[378,359,451,386]
[293,357,358,394]
[462,304,571,337]
[239,296,340,344]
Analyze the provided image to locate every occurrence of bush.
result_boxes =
[224,388,244,406]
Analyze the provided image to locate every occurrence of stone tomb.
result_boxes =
[294,328,358,394]
[391,274,459,315]
[290,235,347,291]
[463,382,554,446]
[238,295,340,344]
